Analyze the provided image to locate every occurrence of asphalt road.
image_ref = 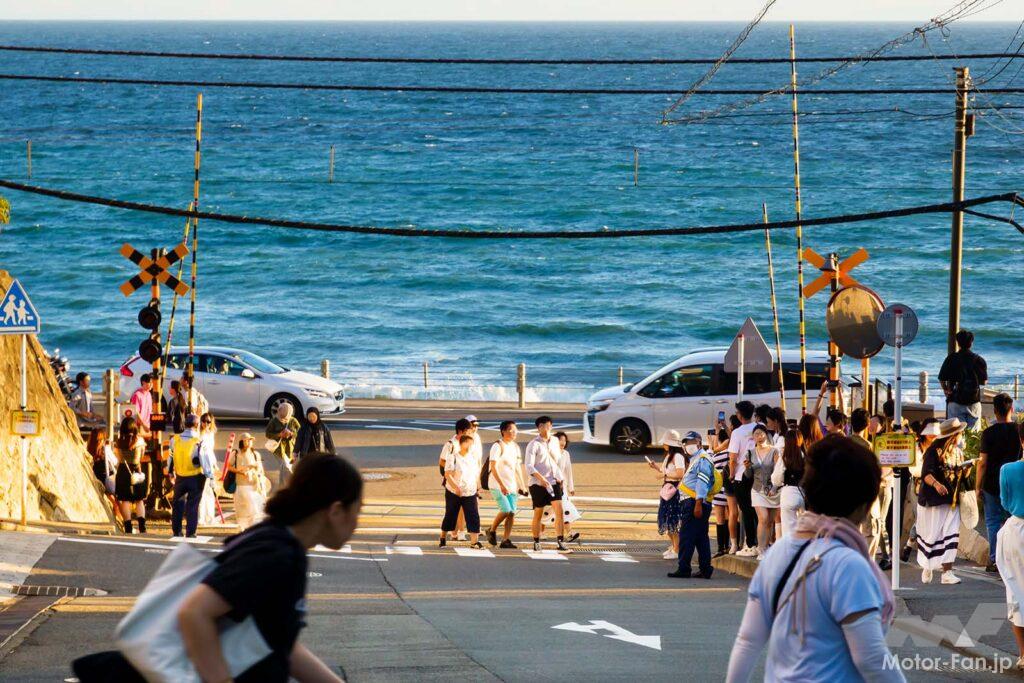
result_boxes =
[0,534,1012,682]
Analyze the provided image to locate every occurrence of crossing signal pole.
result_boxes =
[948,66,974,355]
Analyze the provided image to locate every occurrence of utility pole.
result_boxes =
[948,66,974,355]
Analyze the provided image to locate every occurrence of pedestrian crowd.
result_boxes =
[77,369,329,538]
[436,415,579,552]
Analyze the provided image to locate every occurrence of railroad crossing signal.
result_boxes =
[802,247,869,299]
[118,242,191,297]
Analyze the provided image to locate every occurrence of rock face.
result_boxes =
[0,270,113,524]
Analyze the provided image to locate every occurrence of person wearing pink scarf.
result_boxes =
[727,434,904,682]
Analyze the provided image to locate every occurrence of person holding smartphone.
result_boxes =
[648,430,687,559]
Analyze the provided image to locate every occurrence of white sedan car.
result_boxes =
[118,346,345,418]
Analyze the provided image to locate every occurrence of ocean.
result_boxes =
[0,21,1021,401]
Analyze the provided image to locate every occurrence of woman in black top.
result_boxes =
[295,407,336,459]
[178,453,362,683]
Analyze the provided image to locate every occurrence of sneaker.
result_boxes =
[566,532,581,544]
[666,570,692,579]
[438,538,447,548]
[556,540,573,553]
[736,546,758,558]
[486,530,498,546]
[921,568,933,583]
[469,541,484,550]
[499,539,517,549]
[533,541,542,552]
[900,545,912,563]
[456,531,468,542]
[662,549,677,560]
[693,569,714,580]
[756,551,764,562]
[729,541,739,555]
[713,549,727,558]
[878,557,892,571]
[986,562,1000,574]
[940,571,961,585]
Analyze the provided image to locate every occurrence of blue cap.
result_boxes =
[683,430,703,442]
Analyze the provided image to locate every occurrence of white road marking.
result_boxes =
[314,544,352,553]
[453,547,495,558]
[599,553,638,563]
[308,553,387,562]
[58,537,186,552]
[552,620,661,650]
[386,546,424,555]
[364,425,431,431]
[169,535,213,543]
[572,496,659,506]
[523,549,569,561]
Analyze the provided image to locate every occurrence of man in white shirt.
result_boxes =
[439,434,484,549]
[727,400,759,557]
[524,415,571,552]
[485,420,527,548]
[438,418,473,541]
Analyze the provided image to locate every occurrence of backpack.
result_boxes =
[679,453,724,502]
[480,442,497,490]
[954,353,981,404]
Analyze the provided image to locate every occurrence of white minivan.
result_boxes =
[584,347,832,454]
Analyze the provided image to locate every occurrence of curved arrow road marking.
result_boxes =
[551,620,661,651]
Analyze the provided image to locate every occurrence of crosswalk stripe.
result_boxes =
[599,553,639,563]
[523,549,569,561]
[169,535,212,543]
[453,547,495,558]
[314,544,352,553]
[385,546,424,555]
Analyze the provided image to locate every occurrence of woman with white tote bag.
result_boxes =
[73,453,363,683]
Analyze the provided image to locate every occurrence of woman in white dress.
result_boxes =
[744,424,781,559]
[228,433,268,530]
[197,412,220,526]
[916,418,970,584]
[771,429,806,538]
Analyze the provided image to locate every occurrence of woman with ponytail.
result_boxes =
[177,453,362,683]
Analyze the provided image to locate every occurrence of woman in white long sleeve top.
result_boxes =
[550,431,581,543]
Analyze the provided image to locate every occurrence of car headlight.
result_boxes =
[304,388,330,399]
[587,399,614,412]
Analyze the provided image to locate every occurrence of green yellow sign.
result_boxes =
[873,432,916,467]
[10,409,39,437]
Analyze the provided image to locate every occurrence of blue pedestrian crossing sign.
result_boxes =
[0,279,41,334]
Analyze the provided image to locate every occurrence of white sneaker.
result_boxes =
[729,541,738,555]
[456,531,467,542]
[737,546,758,557]
[922,568,933,583]
[756,550,765,562]
[662,549,677,560]
[941,571,961,585]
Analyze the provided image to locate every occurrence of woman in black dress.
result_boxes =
[295,407,335,459]
[113,415,147,534]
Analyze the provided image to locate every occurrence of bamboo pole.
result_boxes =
[633,148,639,186]
[26,140,32,178]
[162,207,194,372]
[763,203,787,415]
[788,25,809,414]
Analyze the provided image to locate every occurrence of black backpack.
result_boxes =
[954,353,981,404]
[480,442,495,490]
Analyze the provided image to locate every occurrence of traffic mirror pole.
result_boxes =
[20,333,27,526]
[892,309,904,591]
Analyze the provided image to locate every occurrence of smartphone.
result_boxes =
[717,410,725,421]
[707,428,716,436]
[643,456,653,465]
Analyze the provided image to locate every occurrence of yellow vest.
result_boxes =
[171,434,203,477]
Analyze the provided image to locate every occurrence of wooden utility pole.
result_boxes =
[948,67,974,355]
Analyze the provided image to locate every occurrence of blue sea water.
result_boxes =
[0,21,1021,400]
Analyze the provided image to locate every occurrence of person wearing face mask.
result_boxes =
[668,431,718,579]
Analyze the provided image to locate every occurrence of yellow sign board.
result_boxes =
[10,409,39,437]
[874,432,916,467]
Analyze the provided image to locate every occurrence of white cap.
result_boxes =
[661,429,683,448]
[464,415,479,423]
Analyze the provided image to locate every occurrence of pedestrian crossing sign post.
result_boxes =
[0,278,41,528]
[0,279,40,334]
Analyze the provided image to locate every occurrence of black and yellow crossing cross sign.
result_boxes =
[802,247,869,299]
[118,242,191,297]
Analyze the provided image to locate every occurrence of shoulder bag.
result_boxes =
[114,542,272,682]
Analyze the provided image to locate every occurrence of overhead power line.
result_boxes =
[1,43,1022,65]
[0,178,1020,239]
[5,72,1024,95]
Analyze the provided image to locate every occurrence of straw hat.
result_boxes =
[937,418,967,439]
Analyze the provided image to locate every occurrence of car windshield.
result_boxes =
[226,350,285,374]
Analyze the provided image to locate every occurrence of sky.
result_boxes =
[0,0,1019,22]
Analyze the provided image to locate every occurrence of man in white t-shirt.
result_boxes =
[728,400,759,557]
[524,415,571,552]
[439,434,483,548]
[485,420,527,548]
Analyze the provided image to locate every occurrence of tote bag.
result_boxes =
[114,542,272,682]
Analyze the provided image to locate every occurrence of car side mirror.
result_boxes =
[241,368,256,379]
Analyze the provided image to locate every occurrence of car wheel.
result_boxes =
[265,393,301,419]
[612,419,650,455]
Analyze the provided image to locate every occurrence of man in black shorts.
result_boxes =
[524,416,572,552]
